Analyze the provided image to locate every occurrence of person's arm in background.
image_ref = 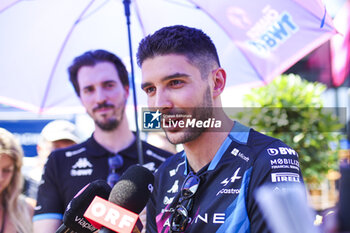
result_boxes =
[33,153,65,233]
[34,219,61,233]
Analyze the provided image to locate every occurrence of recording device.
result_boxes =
[338,164,350,231]
[255,183,320,233]
[84,164,155,233]
[55,180,112,233]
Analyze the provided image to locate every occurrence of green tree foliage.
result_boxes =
[234,74,344,183]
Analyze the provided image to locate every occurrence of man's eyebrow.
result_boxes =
[82,84,93,90]
[141,73,189,90]
[102,80,117,84]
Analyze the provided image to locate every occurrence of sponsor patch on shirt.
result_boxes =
[267,147,298,157]
[271,172,300,183]
[70,157,93,176]
[270,158,300,170]
[231,148,249,162]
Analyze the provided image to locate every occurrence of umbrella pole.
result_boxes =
[123,0,144,165]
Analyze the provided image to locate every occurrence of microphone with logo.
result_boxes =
[55,179,112,233]
[84,165,154,233]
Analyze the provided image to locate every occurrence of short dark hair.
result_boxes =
[136,25,221,78]
[68,50,129,96]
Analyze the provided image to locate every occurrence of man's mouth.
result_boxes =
[93,104,114,113]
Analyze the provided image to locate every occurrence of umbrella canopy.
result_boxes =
[0,0,336,115]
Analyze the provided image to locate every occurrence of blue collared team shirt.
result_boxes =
[147,122,304,233]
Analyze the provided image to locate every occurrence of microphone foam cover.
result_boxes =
[108,165,154,214]
[63,179,112,232]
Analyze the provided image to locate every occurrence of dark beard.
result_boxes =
[94,101,126,132]
[165,86,213,144]
[95,118,119,131]
[93,96,127,132]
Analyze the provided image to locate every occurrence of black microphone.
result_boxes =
[55,180,112,233]
[99,164,154,233]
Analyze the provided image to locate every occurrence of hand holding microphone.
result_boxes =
[84,165,154,233]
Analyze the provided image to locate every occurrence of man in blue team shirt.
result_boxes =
[136,25,304,233]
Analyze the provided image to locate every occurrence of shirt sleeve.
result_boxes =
[247,140,304,233]
[33,152,65,221]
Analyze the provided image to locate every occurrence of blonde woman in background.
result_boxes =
[0,128,33,233]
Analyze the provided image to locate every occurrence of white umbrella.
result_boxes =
[0,0,336,115]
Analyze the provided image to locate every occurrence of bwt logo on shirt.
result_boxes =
[143,110,161,129]
[267,147,298,157]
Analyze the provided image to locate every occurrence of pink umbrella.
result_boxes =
[0,0,336,115]
[136,0,336,86]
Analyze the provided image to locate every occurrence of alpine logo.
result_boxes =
[221,167,241,186]
[70,158,93,176]
[267,147,298,157]
[271,172,300,183]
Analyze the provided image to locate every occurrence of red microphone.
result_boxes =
[84,196,139,232]
[84,165,154,233]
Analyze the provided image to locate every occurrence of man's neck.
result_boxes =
[183,115,234,173]
[93,117,135,153]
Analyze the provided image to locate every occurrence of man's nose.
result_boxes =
[152,89,173,110]
[95,88,107,103]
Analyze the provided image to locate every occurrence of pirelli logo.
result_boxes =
[271,172,300,183]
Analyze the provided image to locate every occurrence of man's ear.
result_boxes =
[124,86,130,99]
[212,68,226,98]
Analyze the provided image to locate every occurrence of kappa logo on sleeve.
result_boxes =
[267,147,298,157]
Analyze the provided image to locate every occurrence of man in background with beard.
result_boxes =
[33,50,173,233]
[137,25,304,233]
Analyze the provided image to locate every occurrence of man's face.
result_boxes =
[37,139,77,162]
[77,62,128,131]
[141,54,214,144]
